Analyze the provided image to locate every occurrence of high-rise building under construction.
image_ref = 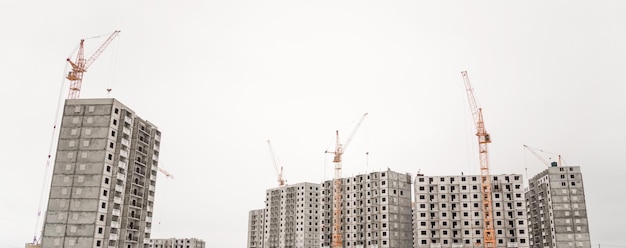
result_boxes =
[249,182,321,248]
[41,98,161,248]
[413,173,530,248]
[525,165,591,248]
[321,169,414,248]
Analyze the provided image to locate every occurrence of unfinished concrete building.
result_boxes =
[525,165,591,248]
[261,182,321,248]
[247,209,265,248]
[41,98,161,248]
[413,173,530,248]
[149,238,205,248]
[321,169,413,248]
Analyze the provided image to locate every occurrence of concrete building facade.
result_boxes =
[525,166,591,248]
[149,238,205,248]
[321,169,413,248]
[41,98,161,248]
[413,173,530,248]
[247,209,265,248]
[261,182,322,248]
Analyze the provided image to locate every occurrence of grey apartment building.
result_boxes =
[525,165,591,248]
[149,238,205,248]
[321,169,413,248]
[255,182,321,248]
[413,173,530,248]
[247,209,265,248]
[41,98,161,248]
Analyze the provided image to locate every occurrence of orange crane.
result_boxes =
[523,144,566,167]
[325,113,368,248]
[461,71,496,248]
[266,140,286,186]
[66,30,121,99]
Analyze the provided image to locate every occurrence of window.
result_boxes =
[103,190,108,196]
[113,119,118,125]
[101,202,106,209]
[98,227,103,234]
[111,131,116,137]
[114,108,119,114]
[96,240,101,247]
[104,178,110,184]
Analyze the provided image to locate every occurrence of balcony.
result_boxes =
[148,195,154,201]
[113,197,122,204]
[121,138,130,147]
[118,161,127,169]
[119,150,128,158]
[111,221,120,228]
[112,209,121,216]
[116,173,126,181]
[122,127,131,136]
[115,184,124,192]
[109,233,118,240]
[145,216,152,223]
[124,116,133,125]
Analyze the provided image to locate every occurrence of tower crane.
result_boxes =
[325,113,368,248]
[66,30,121,99]
[461,71,496,248]
[158,167,175,179]
[523,144,566,167]
[267,140,286,187]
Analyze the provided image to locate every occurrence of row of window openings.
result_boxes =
[418,210,524,218]
[418,175,521,183]
[417,238,526,245]
[418,219,524,227]
[419,184,522,192]
[418,228,525,236]
[417,193,523,201]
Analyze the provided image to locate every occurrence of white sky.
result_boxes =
[1,1,625,247]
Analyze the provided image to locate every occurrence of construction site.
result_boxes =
[23,31,593,248]
[246,71,593,248]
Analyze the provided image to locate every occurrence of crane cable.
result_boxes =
[32,63,69,244]
[106,33,121,97]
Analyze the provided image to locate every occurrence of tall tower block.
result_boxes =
[41,98,161,248]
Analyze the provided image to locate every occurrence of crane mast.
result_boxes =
[461,71,496,247]
[326,113,368,248]
[267,140,286,186]
[66,30,121,99]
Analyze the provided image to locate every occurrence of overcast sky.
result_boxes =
[1,1,625,247]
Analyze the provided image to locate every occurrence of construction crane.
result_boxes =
[158,167,174,179]
[325,113,368,248]
[66,30,121,99]
[461,71,496,248]
[266,140,286,187]
[523,144,566,167]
